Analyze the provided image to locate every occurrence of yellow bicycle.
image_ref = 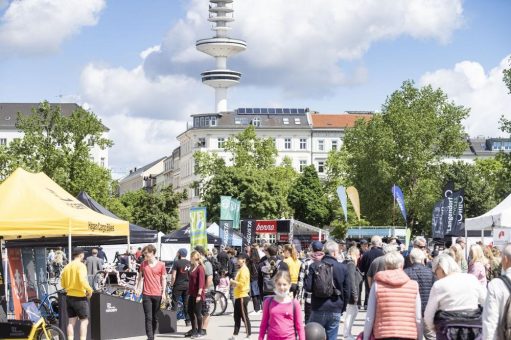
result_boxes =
[0,302,66,340]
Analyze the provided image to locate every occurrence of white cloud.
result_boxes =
[0,0,105,56]
[143,0,464,95]
[420,55,511,138]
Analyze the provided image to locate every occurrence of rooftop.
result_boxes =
[310,113,373,128]
[120,157,166,183]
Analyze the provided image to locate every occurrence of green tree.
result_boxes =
[336,81,469,234]
[288,165,331,227]
[1,101,114,203]
[194,127,297,222]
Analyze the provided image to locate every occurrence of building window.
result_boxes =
[194,186,200,197]
[235,118,242,125]
[210,116,217,126]
[197,138,206,148]
[194,117,200,127]
[317,161,325,173]
[331,139,338,151]
[283,118,289,125]
[300,138,307,150]
[200,117,205,127]
[251,118,261,127]
[0,138,6,146]
[299,160,307,172]
[284,138,292,150]
[100,157,105,167]
[318,139,324,151]
[217,137,225,148]
[294,118,301,125]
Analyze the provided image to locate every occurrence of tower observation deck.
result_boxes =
[196,0,246,113]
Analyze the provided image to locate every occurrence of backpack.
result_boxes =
[499,275,511,339]
[262,259,281,294]
[311,260,338,298]
[209,257,222,287]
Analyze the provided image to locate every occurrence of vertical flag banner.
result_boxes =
[346,186,361,221]
[240,219,256,247]
[190,207,208,249]
[232,198,241,230]
[21,248,37,300]
[336,186,348,223]
[220,196,233,221]
[405,228,412,250]
[454,189,465,236]
[391,185,407,224]
[7,248,26,319]
[432,199,445,238]
[34,248,47,300]
[219,220,234,247]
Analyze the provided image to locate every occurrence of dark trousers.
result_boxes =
[171,288,189,321]
[357,279,364,307]
[290,283,299,299]
[142,294,161,340]
[234,296,251,336]
[188,296,203,334]
[252,295,261,312]
[363,276,370,308]
[304,301,311,323]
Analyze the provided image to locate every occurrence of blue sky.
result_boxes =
[0,0,509,175]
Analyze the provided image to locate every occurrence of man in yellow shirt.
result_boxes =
[229,253,251,340]
[61,248,93,340]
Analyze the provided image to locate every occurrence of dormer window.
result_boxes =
[251,118,261,127]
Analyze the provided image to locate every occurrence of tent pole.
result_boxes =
[68,220,72,260]
[464,226,468,260]
[2,239,9,319]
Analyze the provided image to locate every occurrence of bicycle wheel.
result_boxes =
[204,293,216,316]
[211,291,228,316]
[36,324,66,340]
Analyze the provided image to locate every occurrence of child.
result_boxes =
[217,270,230,297]
[258,271,305,340]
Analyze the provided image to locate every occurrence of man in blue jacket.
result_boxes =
[305,240,350,340]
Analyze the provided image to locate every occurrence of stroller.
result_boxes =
[434,307,483,340]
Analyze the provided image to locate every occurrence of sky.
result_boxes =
[0,0,510,177]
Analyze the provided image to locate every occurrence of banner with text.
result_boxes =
[240,219,256,247]
[432,199,445,238]
[255,220,277,234]
[232,198,241,230]
[190,207,208,249]
[220,196,241,230]
[391,185,407,224]
[21,248,37,301]
[219,220,234,247]
[8,248,26,319]
[34,248,47,300]
[346,186,361,221]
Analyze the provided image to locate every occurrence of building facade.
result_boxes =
[0,103,110,168]
[118,157,165,195]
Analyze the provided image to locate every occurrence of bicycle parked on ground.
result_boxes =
[28,282,64,325]
[0,302,65,340]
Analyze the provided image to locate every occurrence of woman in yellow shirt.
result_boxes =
[283,244,302,298]
[229,253,251,340]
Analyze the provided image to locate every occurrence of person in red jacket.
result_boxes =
[187,250,206,339]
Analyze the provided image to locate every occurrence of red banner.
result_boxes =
[8,248,27,319]
[279,234,289,241]
[255,220,277,234]
[311,234,326,241]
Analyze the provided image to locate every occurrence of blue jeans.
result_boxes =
[309,311,342,340]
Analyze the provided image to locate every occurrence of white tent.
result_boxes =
[465,193,511,230]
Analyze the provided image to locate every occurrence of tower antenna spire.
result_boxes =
[196,0,246,113]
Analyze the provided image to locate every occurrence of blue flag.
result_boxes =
[392,185,407,224]
[336,186,348,223]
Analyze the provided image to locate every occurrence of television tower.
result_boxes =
[196,0,246,113]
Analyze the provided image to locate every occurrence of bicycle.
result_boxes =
[163,284,186,321]
[206,290,228,316]
[29,282,63,325]
[0,302,65,340]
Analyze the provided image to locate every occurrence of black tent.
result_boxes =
[76,191,158,244]
[161,225,221,245]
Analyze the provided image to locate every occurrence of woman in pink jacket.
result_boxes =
[468,244,487,287]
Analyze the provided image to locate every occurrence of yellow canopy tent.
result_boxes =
[0,168,129,240]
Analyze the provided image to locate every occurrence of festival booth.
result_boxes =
[0,168,176,339]
[159,224,222,261]
[465,193,511,247]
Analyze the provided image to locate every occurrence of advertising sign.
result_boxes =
[255,220,277,234]
[34,248,47,300]
[190,207,208,249]
[240,219,256,246]
[21,249,37,300]
[8,248,27,319]
[494,228,511,247]
[219,220,233,247]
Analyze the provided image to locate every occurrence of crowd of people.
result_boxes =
[58,235,511,340]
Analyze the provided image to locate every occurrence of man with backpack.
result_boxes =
[483,244,511,340]
[304,240,350,340]
[258,244,289,298]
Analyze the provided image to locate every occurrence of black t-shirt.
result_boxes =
[172,259,191,290]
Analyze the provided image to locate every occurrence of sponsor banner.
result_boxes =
[232,199,241,230]
[240,219,256,247]
[346,186,361,221]
[220,196,233,221]
[311,234,326,241]
[391,185,407,224]
[190,207,208,249]
[276,220,290,233]
[336,186,348,223]
[34,248,47,299]
[279,234,289,242]
[432,199,445,238]
[21,249,37,300]
[219,220,233,247]
[293,234,312,241]
[494,228,511,247]
[255,220,277,234]
[451,189,465,236]
[7,248,26,319]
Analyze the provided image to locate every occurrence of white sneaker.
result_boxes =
[248,310,261,315]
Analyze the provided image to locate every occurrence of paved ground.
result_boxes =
[122,301,366,340]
